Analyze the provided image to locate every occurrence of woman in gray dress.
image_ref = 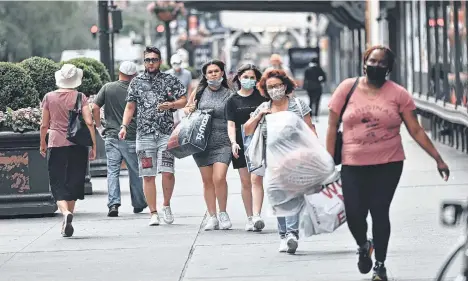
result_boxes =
[184,60,234,231]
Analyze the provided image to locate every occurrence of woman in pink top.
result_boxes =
[40,64,96,238]
[326,46,450,281]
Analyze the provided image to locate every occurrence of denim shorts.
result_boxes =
[136,132,175,177]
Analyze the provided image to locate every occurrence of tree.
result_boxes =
[0,2,98,62]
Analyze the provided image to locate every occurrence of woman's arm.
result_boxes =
[303,114,318,136]
[227,121,237,145]
[243,111,267,136]
[402,110,444,163]
[39,108,50,157]
[325,109,340,158]
[82,104,97,159]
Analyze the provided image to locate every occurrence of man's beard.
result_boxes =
[146,67,159,74]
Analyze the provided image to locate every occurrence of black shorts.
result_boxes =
[47,145,88,201]
[232,131,247,169]
[232,148,247,169]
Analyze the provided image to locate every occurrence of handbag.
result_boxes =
[333,77,359,165]
[166,109,213,159]
[67,92,93,147]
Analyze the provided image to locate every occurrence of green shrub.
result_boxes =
[60,61,102,97]
[0,62,39,111]
[19,57,59,100]
[66,57,111,84]
[160,63,170,72]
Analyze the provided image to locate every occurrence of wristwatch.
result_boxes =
[120,124,128,130]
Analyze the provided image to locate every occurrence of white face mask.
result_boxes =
[267,86,286,101]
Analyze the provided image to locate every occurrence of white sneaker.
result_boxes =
[162,206,174,224]
[245,217,254,231]
[252,215,265,232]
[204,215,219,231]
[279,238,288,252]
[149,213,160,226]
[218,212,232,230]
[286,233,298,254]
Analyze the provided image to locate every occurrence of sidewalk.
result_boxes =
[1,110,467,281]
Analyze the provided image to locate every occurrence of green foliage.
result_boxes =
[18,56,59,100]
[0,2,98,62]
[66,57,111,84]
[60,61,102,97]
[0,62,39,111]
[160,63,170,72]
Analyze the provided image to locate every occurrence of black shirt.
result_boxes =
[225,90,267,142]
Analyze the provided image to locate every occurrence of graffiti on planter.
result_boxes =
[0,152,30,193]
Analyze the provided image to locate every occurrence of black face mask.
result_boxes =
[365,65,388,86]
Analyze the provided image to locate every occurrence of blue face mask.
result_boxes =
[240,79,256,90]
[207,77,223,89]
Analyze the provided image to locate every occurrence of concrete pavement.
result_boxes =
[1,96,468,281]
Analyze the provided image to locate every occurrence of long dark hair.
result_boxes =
[195,60,230,102]
[231,63,262,90]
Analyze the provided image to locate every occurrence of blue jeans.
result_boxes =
[105,138,147,209]
[277,214,300,239]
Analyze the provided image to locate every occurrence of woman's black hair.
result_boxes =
[195,59,230,102]
[231,63,263,90]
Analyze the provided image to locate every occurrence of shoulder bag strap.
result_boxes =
[75,92,82,112]
[337,77,359,128]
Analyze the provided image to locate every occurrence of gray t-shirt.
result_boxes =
[95,81,137,140]
[250,97,311,139]
[165,68,192,95]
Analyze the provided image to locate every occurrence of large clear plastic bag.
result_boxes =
[264,111,336,216]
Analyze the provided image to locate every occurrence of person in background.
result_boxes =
[226,64,267,232]
[119,46,186,226]
[93,61,147,217]
[326,45,450,281]
[184,60,234,231]
[265,54,294,80]
[244,69,316,254]
[165,54,193,96]
[40,64,97,237]
[303,57,327,122]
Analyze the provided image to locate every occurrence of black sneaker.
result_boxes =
[372,261,388,281]
[133,207,145,214]
[108,205,119,217]
[357,239,374,274]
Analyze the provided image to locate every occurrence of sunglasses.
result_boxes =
[144,58,161,64]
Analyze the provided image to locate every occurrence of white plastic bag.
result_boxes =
[264,111,336,216]
[299,177,346,238]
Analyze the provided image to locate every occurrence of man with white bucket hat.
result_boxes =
[92,61,147,217]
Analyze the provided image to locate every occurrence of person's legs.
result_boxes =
[307,91,315,115]
[64,145,88,237]
[341,164,374,274]
[369,162,403,269]
[199,166,218,231]
[121,140,147,210]
[157,134,176,224]
[313,91,322,118]
[213,162,231,230]
[238,167,253,218]
[251,169,265,231]
[105,138,123,215]
[136,134,159,226]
